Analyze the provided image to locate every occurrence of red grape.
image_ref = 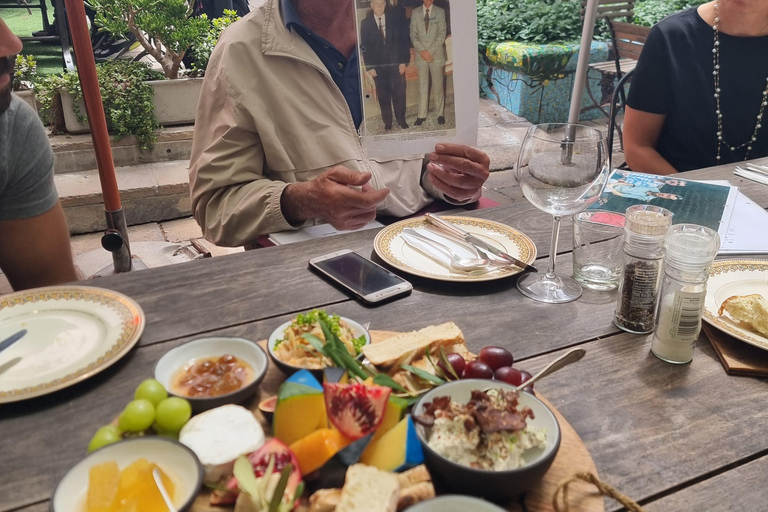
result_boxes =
[519,370,534,392]
[437,353,466,380]
[462,360,494,379]
[479,347,514,370]
[494,366,523,386]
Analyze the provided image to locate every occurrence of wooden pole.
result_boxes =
[62,0,121,211]
[63,0,132,272]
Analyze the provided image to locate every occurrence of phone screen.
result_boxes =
[313,252,406,296]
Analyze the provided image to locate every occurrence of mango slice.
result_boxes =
[87,461,120,512]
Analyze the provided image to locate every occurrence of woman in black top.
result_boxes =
[624,0,768,174]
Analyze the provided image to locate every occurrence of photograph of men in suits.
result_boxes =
[361,0,411,131]
[410,0,447,125]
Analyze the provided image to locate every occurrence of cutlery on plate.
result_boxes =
[153,468,177,512]
[515,348,586,392]
[402,229,494,273]
[424,213,538,273]
[745,163,768,174]
[0,329,27,353]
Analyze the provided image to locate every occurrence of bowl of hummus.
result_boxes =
[412,379,560,502]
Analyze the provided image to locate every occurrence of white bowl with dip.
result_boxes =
[154,337,268,412]
[52,437,203,512]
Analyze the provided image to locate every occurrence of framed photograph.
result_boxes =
[355,0,478,157]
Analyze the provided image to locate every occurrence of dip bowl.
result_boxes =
[154,337,268,413]
[412,379,561,503]
[267,316,370,378]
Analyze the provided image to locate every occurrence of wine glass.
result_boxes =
[516,123,611,303]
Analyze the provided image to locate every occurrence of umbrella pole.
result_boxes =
[567,0,600,126]
[63,0,132,273]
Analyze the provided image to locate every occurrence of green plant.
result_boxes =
[477,0,584,48]
[634,0,705,27]
[12,55,37,91]
[88,0,209,79]
[193,9,240,73]
[34,61,164,150]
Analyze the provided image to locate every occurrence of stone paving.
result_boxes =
[0,98,621,293]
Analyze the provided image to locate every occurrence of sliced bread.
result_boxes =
[719,294,768,337]
[361,322,465,368]
[336,464,399,512]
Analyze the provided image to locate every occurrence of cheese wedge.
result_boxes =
[361,322,465,369]
[179,404,265,484]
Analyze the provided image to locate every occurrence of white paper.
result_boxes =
[719,191,768,254]
[268,220,384,246]
[356,0,478,157]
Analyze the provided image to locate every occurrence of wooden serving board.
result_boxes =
[190,331,604,512]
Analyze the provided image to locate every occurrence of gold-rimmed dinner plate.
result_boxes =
[0,286,145,403]
[702,260,768,351]
[374,216,537,282]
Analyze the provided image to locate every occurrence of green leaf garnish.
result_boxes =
[438,347,460,380]
[301,333,326,353]
[373,374,408,393]
[352,334,367,355]
[233,455,259,498]
[401,365,446,385]
[269,463,293,512]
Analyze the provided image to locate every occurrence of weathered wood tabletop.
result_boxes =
[2,158,767,512]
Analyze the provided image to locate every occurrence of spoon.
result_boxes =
[515,347,586,392]
[402,228,494,273]
[153,468,177,512]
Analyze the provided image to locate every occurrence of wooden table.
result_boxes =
[2,159,767,512]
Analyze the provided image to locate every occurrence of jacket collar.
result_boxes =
[261,0,324,70]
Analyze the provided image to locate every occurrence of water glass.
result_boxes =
[572,210,625,291]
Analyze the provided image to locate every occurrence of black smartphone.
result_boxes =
[309,249,413,305]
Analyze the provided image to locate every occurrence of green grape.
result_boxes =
[134,379,168,406]
[155,397,192,434]
[118,399,156,432]
[88,425,121,453]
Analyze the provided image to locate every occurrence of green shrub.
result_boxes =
[634,0,705,27]
[193,9,240,73]
[13,55,37,91]
[34,61,164,150]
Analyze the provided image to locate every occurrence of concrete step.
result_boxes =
[56,160,191,234]
[51,126,194,174]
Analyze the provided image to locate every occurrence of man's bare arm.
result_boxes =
[0,202,78,291]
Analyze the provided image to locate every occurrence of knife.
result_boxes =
[0,329,26,353]
[424,213,538,273]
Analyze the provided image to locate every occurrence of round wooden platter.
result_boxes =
[189,331,604,512]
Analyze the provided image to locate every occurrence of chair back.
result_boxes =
[611,21,650,61]
[608,68,634,167]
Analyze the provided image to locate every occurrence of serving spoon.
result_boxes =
[514,347,586,392]
[402,228,496,273]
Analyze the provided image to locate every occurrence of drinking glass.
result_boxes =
[516,123,611,303]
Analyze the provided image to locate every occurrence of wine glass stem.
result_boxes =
[546,216,562,279]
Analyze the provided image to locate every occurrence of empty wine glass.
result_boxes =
[516,123,611,303]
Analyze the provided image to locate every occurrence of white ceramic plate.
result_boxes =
[406,495,506,512]
[0,286,145,403]
[703,260,768,351]
[374,216,537,282]
[52,437,203,512]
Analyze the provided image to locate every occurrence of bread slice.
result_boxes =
[335,464,399,512]
[362,322,465,368]
[718,294,768,337]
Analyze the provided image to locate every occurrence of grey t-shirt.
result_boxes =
[0,94,57,220]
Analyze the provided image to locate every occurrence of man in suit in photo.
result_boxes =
[361,0,410,131]
[410,0,446,126]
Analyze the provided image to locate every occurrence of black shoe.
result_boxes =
[415,118,426,126]
[399,122,409,129]
[438,116,445,125]
[384,125,392,131]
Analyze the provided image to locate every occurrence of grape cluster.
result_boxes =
[437,347,534,391]
[87,379,192,453]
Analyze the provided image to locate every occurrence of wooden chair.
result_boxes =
[580,1,649,119]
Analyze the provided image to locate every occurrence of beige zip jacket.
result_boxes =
[189,0,454,247]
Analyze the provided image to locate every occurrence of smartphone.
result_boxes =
[309,249,413,305]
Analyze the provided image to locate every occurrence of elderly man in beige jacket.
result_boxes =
[189,0,490,247]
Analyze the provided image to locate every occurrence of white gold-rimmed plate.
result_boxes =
[374,216,537,282]
[0,286,145,403]
[702,260,768,351]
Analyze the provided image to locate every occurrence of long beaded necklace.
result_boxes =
[712,0,768,162]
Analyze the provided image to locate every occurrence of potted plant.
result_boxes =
[80,0,212,126]
[49,61,163,150]
[12,55,38,113]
